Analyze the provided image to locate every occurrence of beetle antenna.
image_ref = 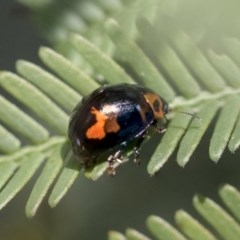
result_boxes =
[170,108,201,120]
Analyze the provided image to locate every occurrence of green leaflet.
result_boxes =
[0,72,68,135]
[126,228,151,240]
[108,231,127,240]
[175,210,217,240]
[109,184,240,240]
[0,153,45,211]
[193,195,240,240]
[25,142,68,218]
[1,0,240,218]
[147,215,187,240]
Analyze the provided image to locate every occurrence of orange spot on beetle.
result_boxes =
[86,107,108,139]
[86,107,120,140]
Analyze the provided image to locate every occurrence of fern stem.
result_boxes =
[0,137,66,164]
[171,88,240,108]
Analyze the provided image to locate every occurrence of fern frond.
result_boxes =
[25,143,67,217]
[48,152,81,208]
[125,228,151,240]
[108,231,126,240]
[109,184,240,240]
[0,153,45,210]
[1,1,240,217]
[17,0,159,58]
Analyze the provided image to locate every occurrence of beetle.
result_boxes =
[68,83,169,175]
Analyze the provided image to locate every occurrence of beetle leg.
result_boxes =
[133,147,140,164]
[107,150,124,175]
[107,166,116,176]
[152,119,166,134]
[156,126,166,134]
[133,134,147,165]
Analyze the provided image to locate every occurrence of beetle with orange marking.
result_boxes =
[68,83,169,175]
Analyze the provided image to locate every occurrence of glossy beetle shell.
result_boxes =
[68,83,168,173]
